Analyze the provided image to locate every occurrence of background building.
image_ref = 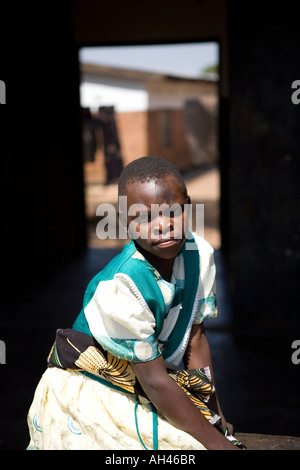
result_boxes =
[80,63,218,183]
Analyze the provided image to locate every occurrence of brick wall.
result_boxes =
[83,105,218,184]
[148,109,193,171]
[83,110,148,184]
[116,111,148,167]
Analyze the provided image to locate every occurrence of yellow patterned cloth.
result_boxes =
[27,328,245,449]
[27,367,206,450]
[47,329,217,422]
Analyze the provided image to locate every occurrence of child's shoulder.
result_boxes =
[192,233,215,255]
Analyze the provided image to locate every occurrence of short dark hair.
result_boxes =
[118,156,188,199]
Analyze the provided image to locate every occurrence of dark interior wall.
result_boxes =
[228,3,300,337]
[2,2,86,293]
[72,0,227,43]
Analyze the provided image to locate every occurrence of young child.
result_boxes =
[27,156,243,450]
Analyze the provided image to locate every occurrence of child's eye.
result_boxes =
[163,205,184,218]
[138,212,151,224]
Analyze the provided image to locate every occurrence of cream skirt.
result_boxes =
[27,368,206,450]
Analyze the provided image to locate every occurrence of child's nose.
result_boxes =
[152,213,173,234]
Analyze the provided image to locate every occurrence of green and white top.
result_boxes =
[73,232,218,366]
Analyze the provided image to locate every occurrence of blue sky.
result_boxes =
[79,42,219,78]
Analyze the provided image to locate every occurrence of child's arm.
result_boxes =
[183,323,233,435]
[131,355,238,450]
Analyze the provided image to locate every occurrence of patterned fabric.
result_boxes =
[48,328,139,395]
[169,368,217,423]
[27,367,207,450]
[47,328,215,414]
[46,328,245,449]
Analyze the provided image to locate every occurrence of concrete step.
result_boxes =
[235,433,300,450]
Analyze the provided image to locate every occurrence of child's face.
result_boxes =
[125,175,189,260]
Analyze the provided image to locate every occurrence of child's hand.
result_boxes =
[220,413,235,436]
[224,421,234,436]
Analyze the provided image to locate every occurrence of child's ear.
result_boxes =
[185,195,192,220]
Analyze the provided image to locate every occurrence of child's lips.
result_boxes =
[152,238,179,248]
